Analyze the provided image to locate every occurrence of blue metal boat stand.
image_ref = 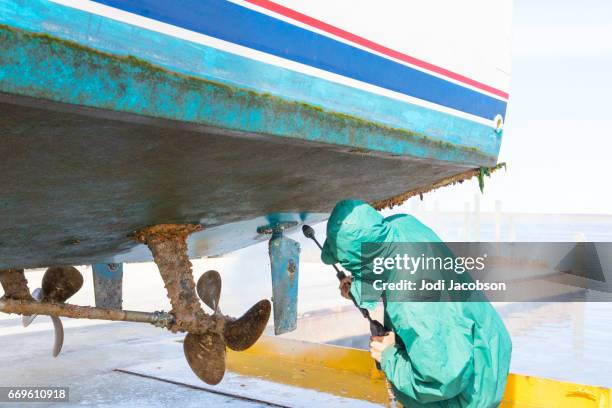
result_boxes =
[92,263,123,309]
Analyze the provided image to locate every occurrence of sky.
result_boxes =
[402,0,612,215]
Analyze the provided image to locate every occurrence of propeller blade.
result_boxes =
[183,332,226,385]
[22,288,42,327]
[224,299,271,351]
[196,270,221,313]
[51,315,64,357]
[41,267,83,303]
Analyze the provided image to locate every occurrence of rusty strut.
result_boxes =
[134,224,222,334]
[0,269,34,300]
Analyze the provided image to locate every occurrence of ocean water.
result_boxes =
[408,211,612,243]
[500,301,612,388]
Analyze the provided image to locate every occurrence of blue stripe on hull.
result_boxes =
[0,0,502,157]
[93,0,507,121]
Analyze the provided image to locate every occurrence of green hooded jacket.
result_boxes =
[321,200,512,407]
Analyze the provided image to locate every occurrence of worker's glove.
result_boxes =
[369,332,396,363]
[339,276,352,299]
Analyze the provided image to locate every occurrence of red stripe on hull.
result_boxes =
[243,0,509,100]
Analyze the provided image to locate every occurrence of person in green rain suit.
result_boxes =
[321,199,512,407]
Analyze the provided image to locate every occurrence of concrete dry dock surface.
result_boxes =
[0,319,378,407]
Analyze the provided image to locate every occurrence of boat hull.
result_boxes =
[0,0,511,268]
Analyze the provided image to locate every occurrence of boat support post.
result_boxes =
[92,263,124,309]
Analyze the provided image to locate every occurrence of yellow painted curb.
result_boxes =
[227,336,610,407]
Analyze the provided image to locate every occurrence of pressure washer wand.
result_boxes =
[301,225,383,328]
[301,226,347,280]
[302,225,397,407]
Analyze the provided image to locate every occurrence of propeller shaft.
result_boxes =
[0,298,176,329]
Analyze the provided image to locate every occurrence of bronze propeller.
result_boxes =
[22,266,83,357]
[183,270,271,385]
